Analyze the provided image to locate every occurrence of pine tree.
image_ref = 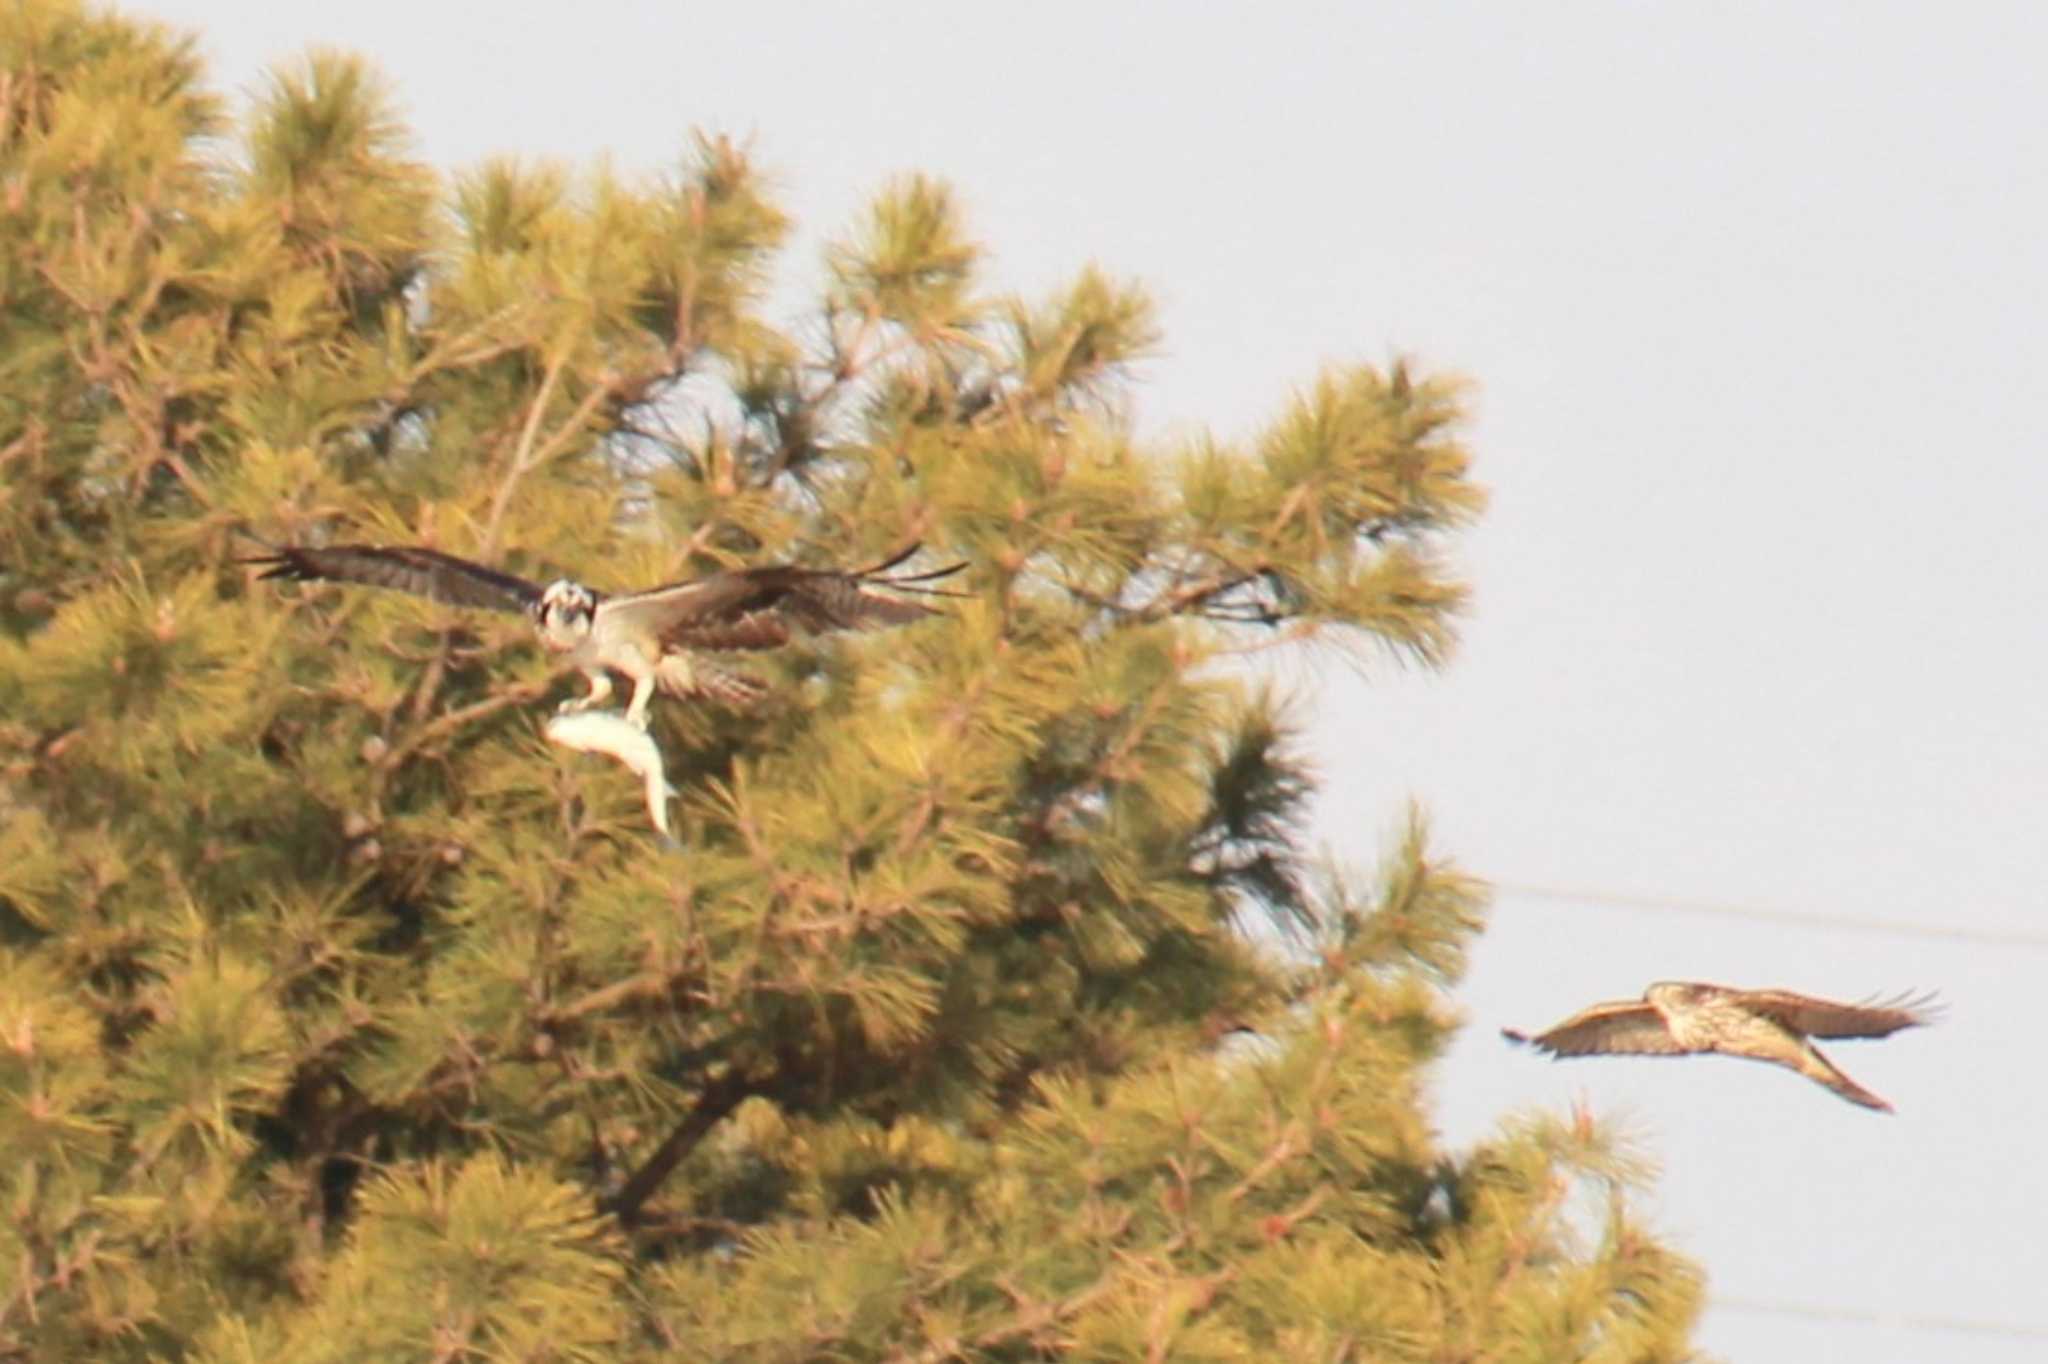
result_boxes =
[0,2,1706,1359]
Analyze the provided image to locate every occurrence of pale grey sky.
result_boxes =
[141,2,2048,1358]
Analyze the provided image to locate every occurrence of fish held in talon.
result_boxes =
[545,708,680,844]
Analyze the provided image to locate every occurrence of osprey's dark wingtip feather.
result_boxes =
[237,548,315,582]
[240,543,545,614]
[856,543,971,597]
[859,542,928,576]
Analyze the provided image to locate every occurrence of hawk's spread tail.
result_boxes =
[1795,1043,1894,1113]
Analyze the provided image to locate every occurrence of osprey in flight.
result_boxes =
[245,541,965,728]
[1503,981,1939,1111]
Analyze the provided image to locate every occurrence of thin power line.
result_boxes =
[1492,881,2048,949]
[1715,1296,2048,1341]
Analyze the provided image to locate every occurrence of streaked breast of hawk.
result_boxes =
[243,541,966,728]
[1503,982,1939,1112]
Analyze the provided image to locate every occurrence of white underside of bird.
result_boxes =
[547,618,760,730]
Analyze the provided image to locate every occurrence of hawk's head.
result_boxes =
[533,579,598,647]
[1645,982,1715,1009]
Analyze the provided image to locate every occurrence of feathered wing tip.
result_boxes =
[237,549,307,580]
[1859,988,1946,1027]
[236,542,544,613]
[852,542,971,598]
[768,545,970,634]
[851,540,931,576]
[1498,999,1685,1057]
[1741,985,1945,1040]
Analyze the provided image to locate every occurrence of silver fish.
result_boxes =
[544,708,679,845]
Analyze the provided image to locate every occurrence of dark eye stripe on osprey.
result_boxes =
[243,541,967,727]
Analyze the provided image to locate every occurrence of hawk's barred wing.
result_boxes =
[1502,1000,1688,1056]
[1735,988,1941,1040]
[606,544,967,653]
[243,544,546,614]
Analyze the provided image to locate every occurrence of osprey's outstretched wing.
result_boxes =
[605,544,968,653]
[1733,988,1941,1040]
[1502,1000,1686,1056]
[242,544,546,615]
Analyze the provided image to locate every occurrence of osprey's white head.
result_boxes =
[534,578,598,649]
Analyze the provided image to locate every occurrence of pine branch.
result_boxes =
[376,679,552,769]
[481,356,619,558]
[540,972,667,1026]
[601,1068,755,1226]
[892,1266,1126,1364]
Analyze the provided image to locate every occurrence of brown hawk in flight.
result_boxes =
[1503,982,1939,1112]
